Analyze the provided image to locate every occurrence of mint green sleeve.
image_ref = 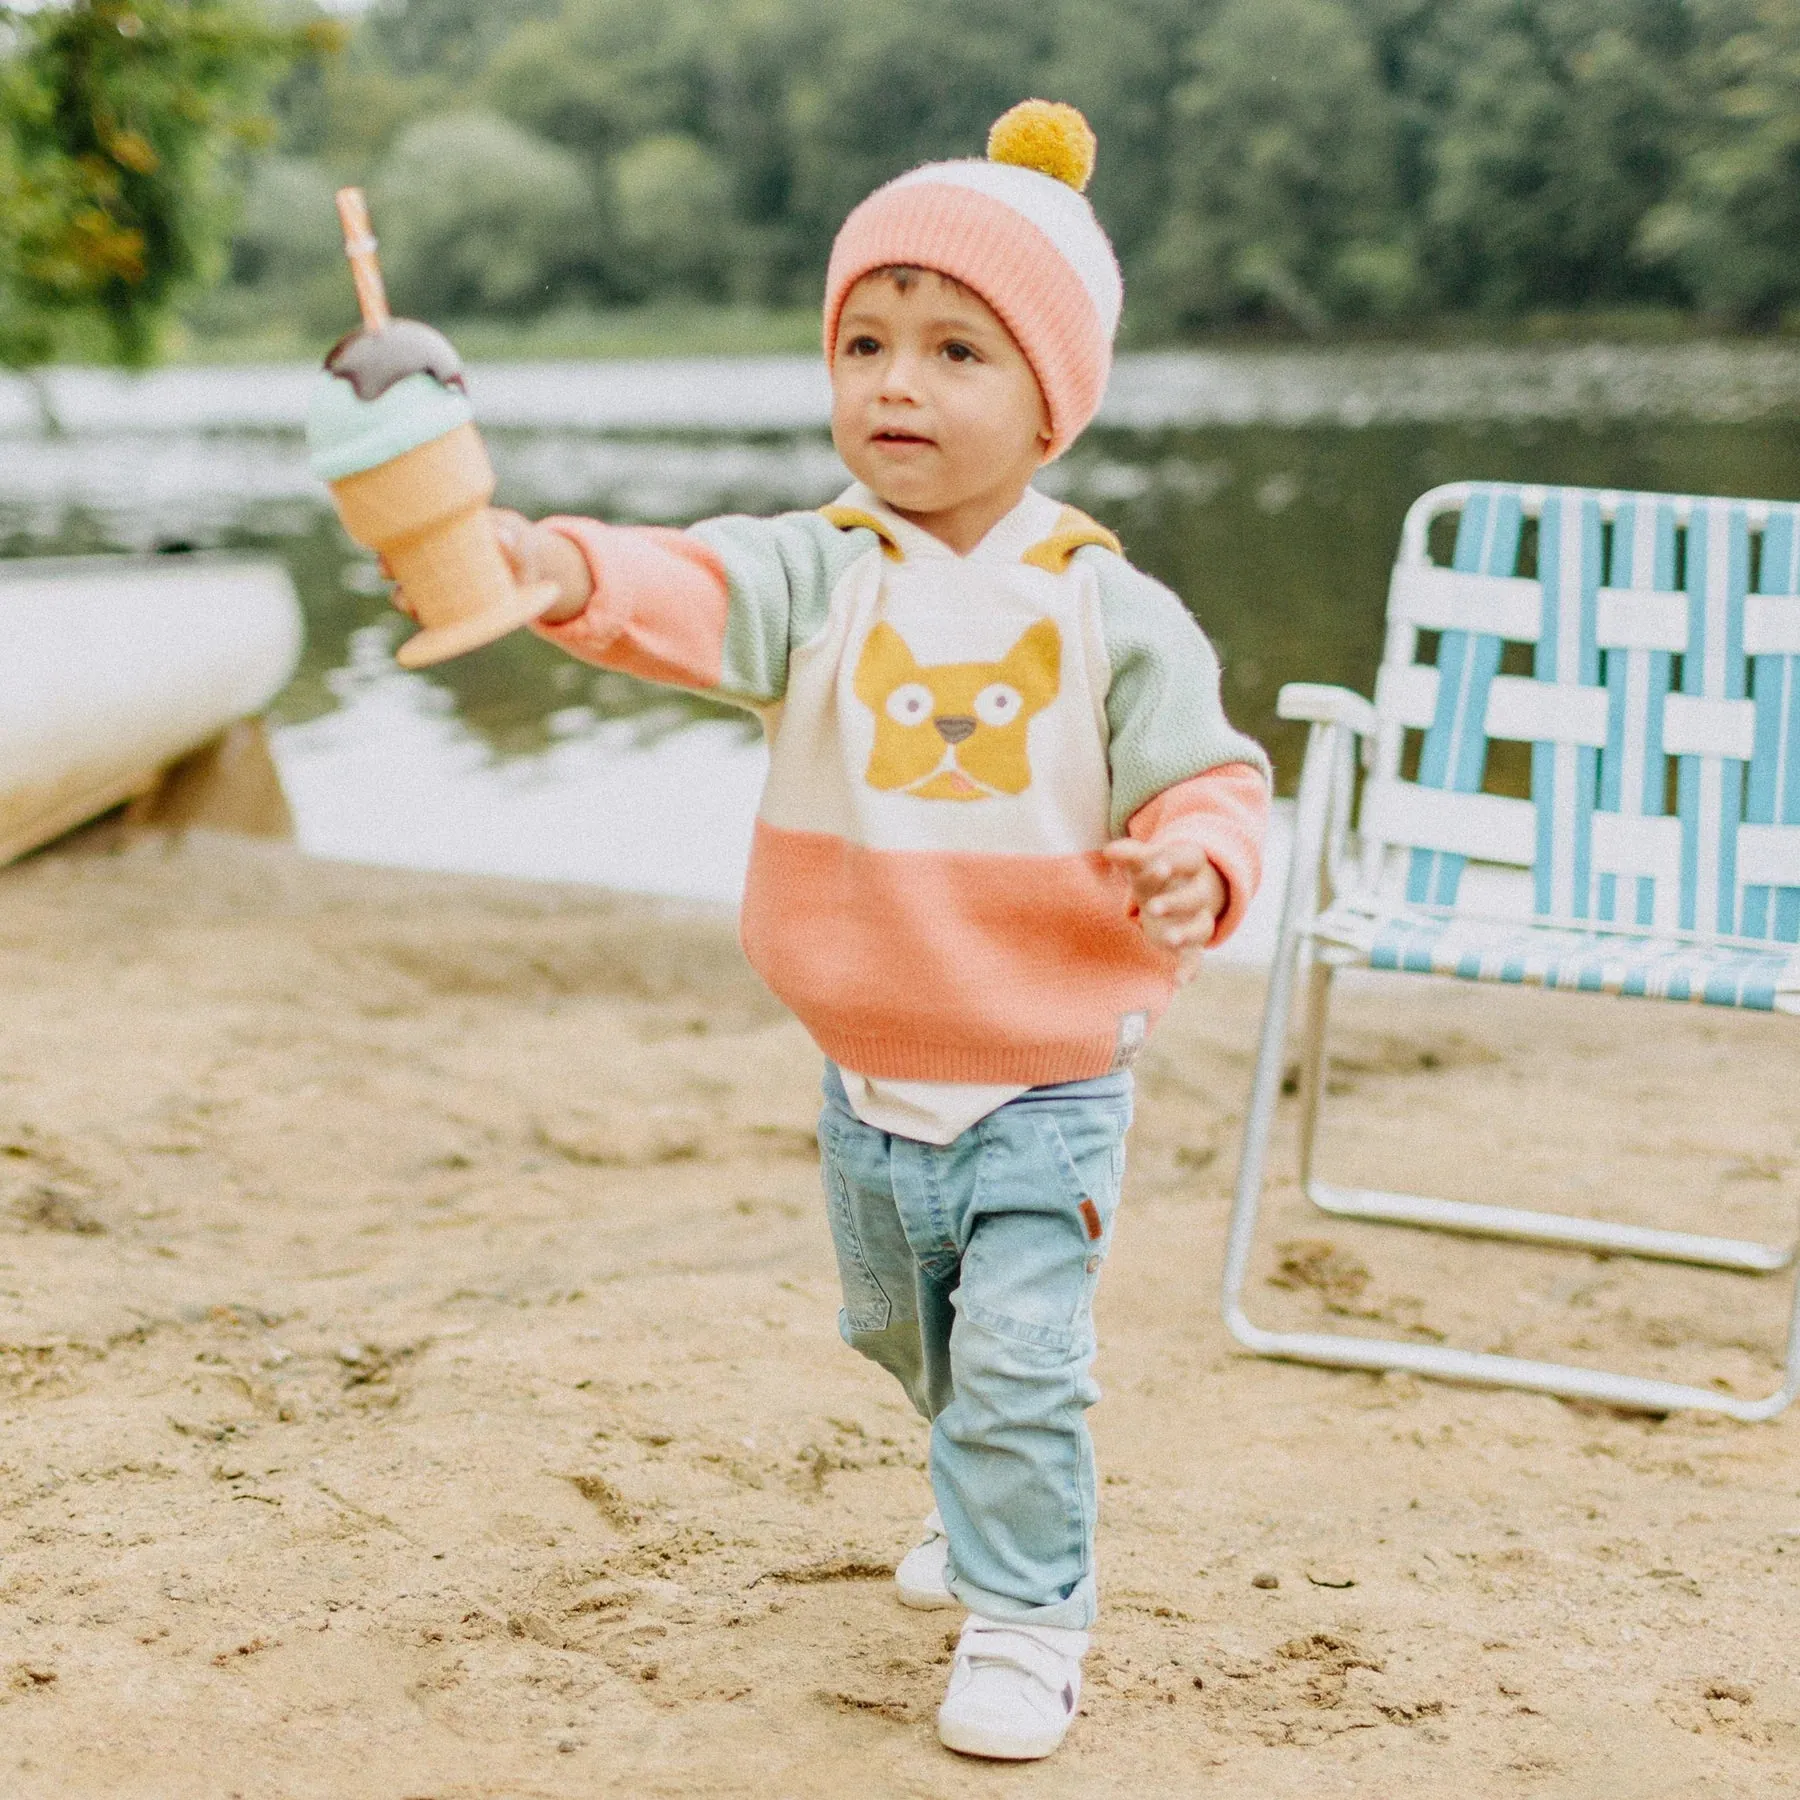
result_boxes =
[687,511,877,706]
[1085,547,1272,836]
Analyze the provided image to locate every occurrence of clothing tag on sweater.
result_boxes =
[1110,1010,1148,1071]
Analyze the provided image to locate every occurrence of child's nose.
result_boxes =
[879,349,926,398]
[935,715,976,745]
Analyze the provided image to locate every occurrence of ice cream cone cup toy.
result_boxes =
[306,189,557,669]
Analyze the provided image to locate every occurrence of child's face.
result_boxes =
[830,270,1050,527]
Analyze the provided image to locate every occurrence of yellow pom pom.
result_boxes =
[986,100,1096,193]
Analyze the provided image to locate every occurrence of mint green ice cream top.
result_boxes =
[306,370,473,481]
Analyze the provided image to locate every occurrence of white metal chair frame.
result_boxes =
[1224,481,1800,1421]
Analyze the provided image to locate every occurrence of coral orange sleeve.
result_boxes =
[1125,761,1269,948]
[532,516,731,691]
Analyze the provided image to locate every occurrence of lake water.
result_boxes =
[8,343,1800,925]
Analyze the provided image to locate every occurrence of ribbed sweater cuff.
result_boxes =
[1127,761,1271,948]
[810,1028,1130,1087]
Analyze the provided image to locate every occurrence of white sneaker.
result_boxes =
[895,1509,958,1610]
[936,1617,1088,1761]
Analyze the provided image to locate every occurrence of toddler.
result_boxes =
[480,101,1268,1760]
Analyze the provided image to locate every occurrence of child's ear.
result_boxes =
[1000,618,1062,710]
[853,620,921,708]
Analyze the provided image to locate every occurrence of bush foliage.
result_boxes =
[0,1,339,365]
[13,0,1800,359]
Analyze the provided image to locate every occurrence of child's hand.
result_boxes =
[377,510,594,625]
[490,509,593,624]
[1104,837,1227,984]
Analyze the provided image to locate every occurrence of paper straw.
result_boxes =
[335,188,391,333]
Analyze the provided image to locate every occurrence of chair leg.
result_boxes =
[1306,1181,1795,1274]
[1222,719,1345,1353]
[1224,955,1800,1419]
[1219,910,1306,1352]
[1225,1302,1800,1421]
[1292,977,1796,1275]
[1294,952,1334,1196]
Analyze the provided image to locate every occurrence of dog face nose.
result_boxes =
[934,715,976,745]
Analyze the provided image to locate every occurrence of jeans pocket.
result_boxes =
[1031,1104,1130,1331]
[818,1120,893,1335]
[1031,1105,1128,1247]
[956,1102,1130,1358]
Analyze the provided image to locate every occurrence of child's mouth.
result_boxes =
[873,430,932,446]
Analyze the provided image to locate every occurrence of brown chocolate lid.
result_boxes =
[324,319,466,402]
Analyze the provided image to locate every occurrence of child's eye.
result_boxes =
[974,683,1023,726]
[846,335,882,356]
[943,341,978,363]
[886,682,934,727]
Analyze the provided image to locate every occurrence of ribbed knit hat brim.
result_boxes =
[823,157,1122,459]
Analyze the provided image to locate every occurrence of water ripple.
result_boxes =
[8,342,1800,443]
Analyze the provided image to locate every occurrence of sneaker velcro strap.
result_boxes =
[957,1622,1086,1697]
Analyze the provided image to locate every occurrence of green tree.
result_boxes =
[1146,0,1417,333]
[611,131,737,298]
[1413,0,1690,312]
[226,151,347,333]
[780,0,1057,295]
[191,0,1800,339]
[483,0,723,153]
[0,0,339,366]
[1639,0,1800,322]
[1033,0,1198,275]
[365,0,558,79]
[371,110,598,316]
[483,0,820,303]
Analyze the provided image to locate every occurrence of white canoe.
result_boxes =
[0,552,302,866]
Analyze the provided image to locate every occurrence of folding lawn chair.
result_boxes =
[1223,480,1800,1420]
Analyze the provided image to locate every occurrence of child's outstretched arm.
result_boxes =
[497,508,736,693]
[491,510,594,624]
[484,506,877,710]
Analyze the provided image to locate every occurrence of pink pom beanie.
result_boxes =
[822,101,1124,460]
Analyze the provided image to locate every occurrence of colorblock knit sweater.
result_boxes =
[540,484,1270,1085]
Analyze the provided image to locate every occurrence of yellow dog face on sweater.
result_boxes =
[853,618,1061,800]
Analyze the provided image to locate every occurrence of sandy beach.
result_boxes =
[3,826,1798,1799]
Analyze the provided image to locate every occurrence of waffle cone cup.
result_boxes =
[327,421,557,668]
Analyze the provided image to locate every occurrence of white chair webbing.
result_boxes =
[1316,904,1800,1014]
[1367,484,1800,958]
[1747,510,1800,940]
[1223,479,1800,1425]
[1401,486,1523,907]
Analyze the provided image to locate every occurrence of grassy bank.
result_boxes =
[159,301,825,366]
[26,296,1797,371]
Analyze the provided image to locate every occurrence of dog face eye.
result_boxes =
[973,683,1022,727]
[885,682,933,726]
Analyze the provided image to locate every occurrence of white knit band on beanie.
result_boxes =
[822,101,1123,458]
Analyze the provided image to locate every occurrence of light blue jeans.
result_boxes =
[817,1063,1133,1630]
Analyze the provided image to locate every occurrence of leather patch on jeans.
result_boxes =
[1079,1198,1103,1241]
